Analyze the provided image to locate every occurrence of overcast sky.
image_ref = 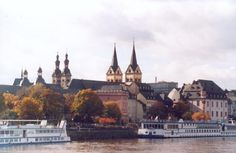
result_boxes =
[0,0,236,89]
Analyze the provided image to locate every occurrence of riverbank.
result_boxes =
[67,126,138,140]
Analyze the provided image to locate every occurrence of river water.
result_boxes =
[1,137,236,153]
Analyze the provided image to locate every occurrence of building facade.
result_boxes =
[181,80,228,121]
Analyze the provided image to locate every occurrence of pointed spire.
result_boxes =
[111,43,118,71]
[130,40,138,70]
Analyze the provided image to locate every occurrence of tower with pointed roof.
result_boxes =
[52,54,62,85]
[106,43,123,82]
[36,67,45,84]
[61,53,72,88]
[125,41,142,83]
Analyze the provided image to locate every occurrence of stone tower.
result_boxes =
[36,67,45,84]
[125,42,142,83]
[106,43,123,82]
[52,54,62,85]
[61,53,72,88]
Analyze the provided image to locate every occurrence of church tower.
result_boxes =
[61,53,72,88]
[36,67,45,84]
[52,54,62,85]
[125,41,142,83]
[106,43,123,82]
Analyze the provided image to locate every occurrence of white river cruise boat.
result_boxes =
[138,119,236,138]
[0,120,71,145]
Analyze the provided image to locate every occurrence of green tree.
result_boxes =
[15,97,43,119]
[103,102,121,121]
[172,102,190,119]
[147,102,168,119]
[42,90,65,120]
[71,89,104,123]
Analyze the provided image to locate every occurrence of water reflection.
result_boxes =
[1,137,236,153]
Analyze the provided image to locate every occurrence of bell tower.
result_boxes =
[106,43,123,82]
[61,53,72,88]
[52,53,62,85]
[125,41,142,83]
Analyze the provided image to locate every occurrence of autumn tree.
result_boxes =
[64,93,75,115]
[15,97,43,119]
[0,94,5,113]
[26,84,65,120]
[147,102,168,119]
[71,89,104,123]
[42,90,65,120]
[2,93,19,109]
[103,102,121,121]
[192,111,210,121]
[172,102,190,119]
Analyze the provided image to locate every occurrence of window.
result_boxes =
[216,111,218,117]
[221,102,223,107]
[207,101,209,107]
[212,102,214,107]
[216,102,218,107]
[212,111,214,117]
[197,101,200,106]
[221,112,223,117]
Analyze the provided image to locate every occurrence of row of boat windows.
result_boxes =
[226,126,236,130]
[36,130,62,134]
[185,129,221,133]
[143,124,164,129]
[35,137,64,142]
[143,124,220,129]
[0,131,14,135]
[0,138,21,143]
[0,137,64,143]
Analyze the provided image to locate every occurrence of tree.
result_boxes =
[42,90,65,120]
[192,111,210,121]
[103,102,121,121]
[15,97,43,119]
[2,93,19,109]
[71,89,104,123]
[147,102,168,119]
[26,85,65,120]
[172,102,190,119]
[0,94,6,113]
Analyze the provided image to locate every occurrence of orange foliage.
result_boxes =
[192,111,211,121]
[98,117,116,124]
[2,93,19,109]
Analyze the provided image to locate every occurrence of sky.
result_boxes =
[0,0,236,90]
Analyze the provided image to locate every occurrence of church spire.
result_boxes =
[111,43,118,71]
[130,40,138,70]
[106,43,123,83]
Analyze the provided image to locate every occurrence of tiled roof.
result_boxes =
[0,85,21,94]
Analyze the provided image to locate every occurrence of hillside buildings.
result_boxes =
[0,42,232,122]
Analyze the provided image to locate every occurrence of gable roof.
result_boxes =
[0,85,21,94]
[68,79,118,92]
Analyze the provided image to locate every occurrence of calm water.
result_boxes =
[1,137,236,153]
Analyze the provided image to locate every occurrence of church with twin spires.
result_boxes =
[106,42,142,83]
[11,42,143,90]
